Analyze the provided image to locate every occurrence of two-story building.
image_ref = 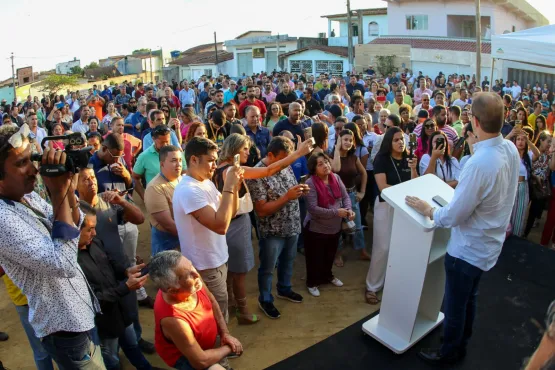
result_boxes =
[323,7,388,46]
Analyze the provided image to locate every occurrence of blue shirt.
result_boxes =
[272,118,307,138]
[433,135,520,271]
[89,152,130,193]
[224,90,237,104]
[142,130,180,151]
[386,91,395,103]
[130,111,147,138]
[245,126,271,159]
[100,89,113,101]
[291,156,308,182]
[317,88,330,101]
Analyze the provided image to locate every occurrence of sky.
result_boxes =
[0,0,552,81]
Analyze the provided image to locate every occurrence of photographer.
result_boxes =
[0,125,103,368]
[419,131,461,188]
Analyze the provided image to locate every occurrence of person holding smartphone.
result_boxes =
[365,126,418,305]
[419,131,461,188]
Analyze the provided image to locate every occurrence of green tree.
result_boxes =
[69,66,83,75]
[375,55,398,78]
[132,48,150,55]
[84,61,99,69]
[38,74,79,95]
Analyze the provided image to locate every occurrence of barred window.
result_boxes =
[315,60,343,74]
[289,60,313,73]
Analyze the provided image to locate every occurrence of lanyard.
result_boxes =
[437,159,447,182]
[390,156,403,184]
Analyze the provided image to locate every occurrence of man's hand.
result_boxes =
[100,191,125,206]
[126,271,148,290]
[296,134,314,156]
[41,148,72,196]
[110,162,130,180]
[286,185,305,201]
[224,165,244,192]
[405,196,433,217]
[221,333,243,355]
[126,263,145,277]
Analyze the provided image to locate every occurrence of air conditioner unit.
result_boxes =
[318,32,326,38]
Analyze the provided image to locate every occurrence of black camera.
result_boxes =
[435,137,445,149]
[30,132,92,177]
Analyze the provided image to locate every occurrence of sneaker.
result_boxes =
[307,286,320,297]
[138,338,156,354]
[258,301,281,319]
[277,290,304,303]
[330,277,344,287]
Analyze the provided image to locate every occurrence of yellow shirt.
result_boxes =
[528,113,537,130]
[2,274,28,306]
[450,92,460,103]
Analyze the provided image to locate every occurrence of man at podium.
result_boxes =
[405,92,520,366]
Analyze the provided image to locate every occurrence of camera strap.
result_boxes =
[390,156,403,184]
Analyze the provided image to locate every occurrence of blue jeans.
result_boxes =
[100,324,151,370]
[15,304,54,370]
[258,234,299,303]
[441,253,483,357]
[339,191,365,250]
[41,330,104,370]
[151,226,180,256]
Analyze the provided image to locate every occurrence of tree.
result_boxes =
[132,48,150,55]
[69,66,83,75]
[375,55,398,78]
[84,62,99,69]
[37,74,79,95]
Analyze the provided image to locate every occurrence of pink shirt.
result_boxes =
[262,91,277,103]
[414,88,433,104]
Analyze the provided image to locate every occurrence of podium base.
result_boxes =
[362,312,445,354]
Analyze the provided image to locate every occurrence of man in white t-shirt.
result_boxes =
[172,137,243,321]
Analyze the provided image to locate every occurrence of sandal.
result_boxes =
[235,297,260,325]
[360,249,371,261]
[365,290,381,305]
[334,255,344,267]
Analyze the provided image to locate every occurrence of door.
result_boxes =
[237,53,253,76]
[266,51,277,72]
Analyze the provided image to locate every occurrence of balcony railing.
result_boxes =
[328,36,360,47]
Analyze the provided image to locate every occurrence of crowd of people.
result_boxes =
[0,67,554,369]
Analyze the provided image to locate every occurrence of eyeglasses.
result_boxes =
[424,124,435,129]
[107,149,125,159]
[162,109,169,113]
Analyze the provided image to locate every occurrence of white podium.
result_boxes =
[362,174,455,354]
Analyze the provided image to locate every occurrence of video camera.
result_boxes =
[30,132,92,177]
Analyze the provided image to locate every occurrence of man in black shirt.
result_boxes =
[302,88,321,117]
[272,102,306,138]
[275,83,297,113]
[346,75,364,98]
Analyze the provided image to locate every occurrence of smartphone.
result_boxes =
[435,137,445,149]
[299,175,308,184]
[515,120,522,129]
[408,133,417,158]
[233,153,240,167]
[432,195,448,207]
[140,263,150,277]
[170,107,177,118]
[119,187,134,196]
[309,137,315,145]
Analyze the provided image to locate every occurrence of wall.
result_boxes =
[387,0,497,37]
[17,66,34,86]
[410,48,497,80]
[284,50,349,76]
[354,44,411,74]
[0,85,15,103]
[115,57,143,75]
[491,7,529,35]
[217,59,234,77]
[227,40,296,76]
[501,60,555,85]
[361,14,388,40]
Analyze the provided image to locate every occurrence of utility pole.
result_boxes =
[214,32,219,76]
[276,33,280,71]
[149,48,153,83]
[475,0,482,87]
[346,0,354,74]
[10,52,16,104]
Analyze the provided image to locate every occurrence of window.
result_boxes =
[316,60,343,74]
[289,60,313,73]
[369,22,379,36]
[23,77,30,83]
[406,15,428,30]
[204,69,212,77]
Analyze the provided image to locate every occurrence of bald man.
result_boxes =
[271,102,306,138]
[406,93,520,365]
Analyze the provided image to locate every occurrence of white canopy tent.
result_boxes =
[492,24,555,68]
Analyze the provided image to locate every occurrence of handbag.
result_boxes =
[531,177,552,202]
[236,180,254,215]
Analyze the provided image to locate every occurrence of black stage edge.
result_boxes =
[267,236,555,370]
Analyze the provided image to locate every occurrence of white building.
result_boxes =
[323,8,388,46]
[279,46,350,76]
[224,31,298,77]
[55,58,81,75]
[351,0,548,80]
[167,50,234,81]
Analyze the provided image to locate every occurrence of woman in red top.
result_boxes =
[150,251,243,370]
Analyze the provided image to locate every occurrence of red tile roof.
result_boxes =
[182,43,223,55]
[278,45,351,59]
[169,51,233,66]
[369,37,491,54]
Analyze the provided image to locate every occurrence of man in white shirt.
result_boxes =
[406,92,520,366]
[173,137,243,322]
[511,80,522,100]
[178,81,196,108]
[72,106,91,134]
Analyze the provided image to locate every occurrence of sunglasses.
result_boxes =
[153,125,171,135]
[424,124,435,129]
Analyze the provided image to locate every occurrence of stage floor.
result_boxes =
[267,236,555,370]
